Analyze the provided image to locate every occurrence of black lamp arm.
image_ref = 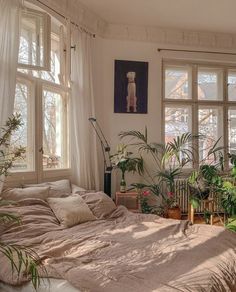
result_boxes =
[88,117,112,169]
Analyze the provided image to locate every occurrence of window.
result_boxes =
[43,88,69,170]
[164,65,192,100]
[163,61,236,169]
[18,8,51,70]
[9,2,70,184]
[11,78,34,171]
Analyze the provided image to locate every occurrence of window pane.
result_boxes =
[198,68,223,100]
[228,108,236,155]
[18,9,50,69]
[165,106,192,166]
[165,106,192,142]
[43,90,68,169]
[164,66,191,99]
[198,107,223,163]
[18,20,63,85]
[11,82,34,171]
[228,70,236,101]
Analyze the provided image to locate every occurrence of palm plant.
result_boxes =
[0,114,42,288]
[119,129,195,200]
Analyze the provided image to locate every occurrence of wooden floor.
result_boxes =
[181,214,224,226]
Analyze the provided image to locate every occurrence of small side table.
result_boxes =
[188,199,214,225]
[115,191,140,212]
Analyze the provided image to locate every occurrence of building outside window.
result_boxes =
[163,61,236,169]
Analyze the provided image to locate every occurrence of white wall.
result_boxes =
[93,36,236,195]
[93,37,162,194]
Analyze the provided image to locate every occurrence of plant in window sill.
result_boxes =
[110,143,144,193]
[0,114,44,288]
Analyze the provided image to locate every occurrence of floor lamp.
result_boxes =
[89,118,112,197]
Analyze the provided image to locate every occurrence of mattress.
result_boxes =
[0,278,80,292]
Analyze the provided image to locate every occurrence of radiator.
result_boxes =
[174,178,228,214]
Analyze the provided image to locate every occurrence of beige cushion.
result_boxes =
[81,192,117,219]
[1,187,50,201]
[24,179,71,197]
[71,184,86,194]
[47,195,96,227]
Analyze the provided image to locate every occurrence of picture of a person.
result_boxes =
[126,71,137,112]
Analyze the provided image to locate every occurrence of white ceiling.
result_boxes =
[78,0,236,34]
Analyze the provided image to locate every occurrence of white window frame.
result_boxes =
[18,7,51,71]
[162,59,236,171]
[6,5,71,187]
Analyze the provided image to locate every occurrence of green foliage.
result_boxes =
[187,138,224,203]
[119,129,195,211]
[163,132,195,167]
[220,184,236,217]
[0,113,25,177]
[110,144,144,178]
[0,242,42,288]
[226,217,236,232]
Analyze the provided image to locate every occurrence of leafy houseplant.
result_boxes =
[119,129,196,216]
[0,114,42,288]
[187,138,224,208]
[0,114,25,192]
[110,144,144,192]
[139,190,153,214]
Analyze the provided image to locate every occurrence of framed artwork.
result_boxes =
[114,60,148,114]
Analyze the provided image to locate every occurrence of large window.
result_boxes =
[163,61,236,169]
[10,2,70,184]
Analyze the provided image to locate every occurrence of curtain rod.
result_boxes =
[35,0,96,38]
[157,48,236,56]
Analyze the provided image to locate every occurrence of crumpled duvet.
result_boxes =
[0,198,236,292]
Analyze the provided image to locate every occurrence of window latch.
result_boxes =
[39,147,44,154]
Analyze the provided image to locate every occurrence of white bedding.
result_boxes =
[0,278,80,292]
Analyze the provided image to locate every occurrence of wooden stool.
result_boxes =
[188,199,214,225]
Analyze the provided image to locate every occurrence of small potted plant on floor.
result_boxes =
[157,167,182,219]
[163,191,181,219]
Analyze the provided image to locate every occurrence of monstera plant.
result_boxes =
[0,114,42,288]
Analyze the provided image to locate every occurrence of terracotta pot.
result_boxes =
[167,206,181,220]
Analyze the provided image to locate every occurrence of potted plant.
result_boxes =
[139,190,153,214]
[0,114,42,288]
[110,143,144,192]
[157,167,182,218]
[203,210,212,224]
[119,129,194,213]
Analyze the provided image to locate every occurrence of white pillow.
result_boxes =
[71,184,86,194]
[81,192,117,219]
[1,187,50,201]
[24,179,71,197]
[47,195,96,227]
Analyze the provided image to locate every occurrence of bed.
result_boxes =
[0,182,236,292]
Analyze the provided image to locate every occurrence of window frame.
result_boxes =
[18,7,51,71]
[162,59,236,171]
[7,4,71,187]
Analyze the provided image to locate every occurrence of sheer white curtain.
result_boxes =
[0,0,20,127]
[70,29,100,190]
[0,0,20,192]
